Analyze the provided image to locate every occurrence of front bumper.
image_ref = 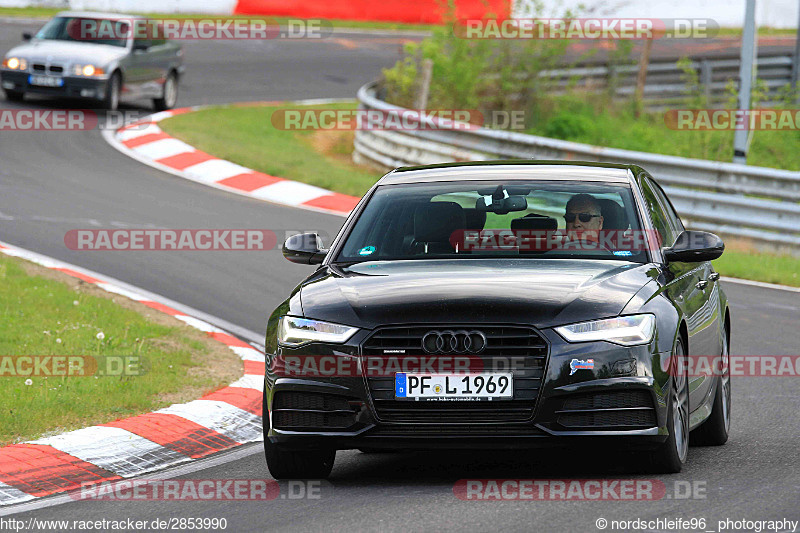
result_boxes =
[1,69,108,100]
[264,326,672,450]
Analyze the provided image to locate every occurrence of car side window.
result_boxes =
[150,22,166,46]
[648,178,685,235]
[133,21,152,50]
[640,177,676,247]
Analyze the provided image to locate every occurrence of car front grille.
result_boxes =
[271,391,357,430]
[31,63,64,75]
[363,325,548,423]
[556,390,656,429]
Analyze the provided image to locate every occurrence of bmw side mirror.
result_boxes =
[663,230,724,263]
[283,233,327,265]
[22,32,32,41]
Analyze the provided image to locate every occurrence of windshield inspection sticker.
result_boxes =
[613,250,633,256]
[569,358,595,375]
[358,246,376,256]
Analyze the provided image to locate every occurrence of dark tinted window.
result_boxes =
[335,180,648,263]
[647,177,685,235]
[640,177,677,247]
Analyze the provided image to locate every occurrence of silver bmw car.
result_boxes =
[1,12,184,110]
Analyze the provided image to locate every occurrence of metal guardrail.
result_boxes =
[542,53,796,109]
[353,81,800,253]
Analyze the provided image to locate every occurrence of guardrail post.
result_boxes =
[700,60,713,104]
[792,6,800,102]
[733,0,758,164]
[414,59,434,110]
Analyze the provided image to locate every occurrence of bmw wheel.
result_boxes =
[103,72,121,111]
[154,71,178,111]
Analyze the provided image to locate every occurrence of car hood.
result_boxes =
[299,259,659,329]
[6,40,127,65]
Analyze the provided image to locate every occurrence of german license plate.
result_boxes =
[395,373,513,400]
[29,75,64,87]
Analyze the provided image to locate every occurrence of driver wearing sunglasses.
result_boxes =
[562,194,605,250]
[565,193,604,231]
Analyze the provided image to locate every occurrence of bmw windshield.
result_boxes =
[35,16,129,47]
[335,180,653,263]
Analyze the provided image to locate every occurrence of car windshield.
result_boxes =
[35,17,129,47]
[335,180,650,263]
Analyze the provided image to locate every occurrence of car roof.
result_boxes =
[56,11,145,20]
[377,160,638,186]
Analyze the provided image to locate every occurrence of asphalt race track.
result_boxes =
[1,19,799,532]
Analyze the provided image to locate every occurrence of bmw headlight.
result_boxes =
[277,316,358,347]
[555,314,656,346]
[72,64,105,77]
[2,57,27,70]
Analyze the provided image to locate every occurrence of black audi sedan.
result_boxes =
[263,161,731,478]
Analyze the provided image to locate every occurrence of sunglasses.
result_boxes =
[565,212,601,223]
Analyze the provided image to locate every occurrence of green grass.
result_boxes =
[526,94,800,171]
[712,248,800,287]
[160,103,382,197]
[0,256,240,445]
[0,7,437,32]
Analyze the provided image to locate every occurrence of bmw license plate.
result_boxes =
[29,75,64,87]
[395,373,513,400]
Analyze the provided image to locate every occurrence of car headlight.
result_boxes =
[555,314,656,346]
[277,316,359,347]
[72,64,105,77]
[2,57,27,70]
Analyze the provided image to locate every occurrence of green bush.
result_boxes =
[543,112,594,139]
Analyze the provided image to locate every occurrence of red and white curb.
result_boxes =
[102,100,361,218]
[0,241,265,506]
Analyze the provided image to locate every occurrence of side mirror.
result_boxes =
[133,41,149,52]
[663,230,724,263]
[282,233,327,265]
[22,32,32,41]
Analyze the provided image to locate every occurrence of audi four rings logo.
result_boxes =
[422,330,487,354]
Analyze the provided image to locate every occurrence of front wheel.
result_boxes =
[650,337,689,473]
[690,326,731,445]
[264,439,335,479]
[153,71,178,111]
[3,89,24,102]
[103,72,121,111]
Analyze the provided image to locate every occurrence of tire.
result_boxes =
[690,326,731,445]
[3,89,24,102]
[264,439,335,480]
[153,71,178,111]
[103,72,121,111]
[650,337,689,474]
